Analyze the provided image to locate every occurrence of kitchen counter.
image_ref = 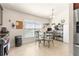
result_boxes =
[0,33,8,38]
[0,33,9,56]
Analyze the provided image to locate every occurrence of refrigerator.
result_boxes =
[74,9,79,56]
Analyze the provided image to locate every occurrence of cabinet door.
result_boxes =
[0,8,2,25]
[0,5,3,25]
[74,3,79,10]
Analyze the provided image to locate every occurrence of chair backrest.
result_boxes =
[45,31,54,39]
[34,31,39,40]
[34,31,45,40]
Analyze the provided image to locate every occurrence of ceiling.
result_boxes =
[1,3,69,19]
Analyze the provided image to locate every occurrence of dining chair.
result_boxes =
[54,30,63,42]
[44,31,54,48]
[34,31,45,47]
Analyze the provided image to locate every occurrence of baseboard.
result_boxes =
[54,39,69,44]
[10,38,35,48]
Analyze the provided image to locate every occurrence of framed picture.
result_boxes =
[0,5,3,25]
[16,21,23,29]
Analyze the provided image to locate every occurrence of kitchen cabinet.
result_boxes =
[0,4,3,25]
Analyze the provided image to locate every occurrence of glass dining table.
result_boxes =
[34,31,54,48]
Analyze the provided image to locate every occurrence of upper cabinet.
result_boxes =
[73,3,79,10]
[0,4,3,25]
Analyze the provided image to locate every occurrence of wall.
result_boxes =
[69,4,74,56]
[51,4,74,55]
[2,8,49,48]
[52,4,69,43]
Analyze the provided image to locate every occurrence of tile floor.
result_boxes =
[8,40,69,56]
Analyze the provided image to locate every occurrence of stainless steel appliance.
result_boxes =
[74,9,79,56]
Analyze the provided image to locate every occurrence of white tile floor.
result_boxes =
[8,40,69,56]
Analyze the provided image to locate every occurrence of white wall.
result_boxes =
[2,8,49,48]
[52,4,69,43]
[52,4,74,55]
[69,4,74,56]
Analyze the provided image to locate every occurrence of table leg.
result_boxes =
[43,40,45,46]
[38,40,41,47]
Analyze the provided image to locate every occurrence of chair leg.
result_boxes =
[38,40,41,47]
[52,40,54,46]
[48,41,50,48]
[52,40,53,43]
[61,39,63,42]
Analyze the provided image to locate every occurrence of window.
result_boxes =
[23,20,42,38]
